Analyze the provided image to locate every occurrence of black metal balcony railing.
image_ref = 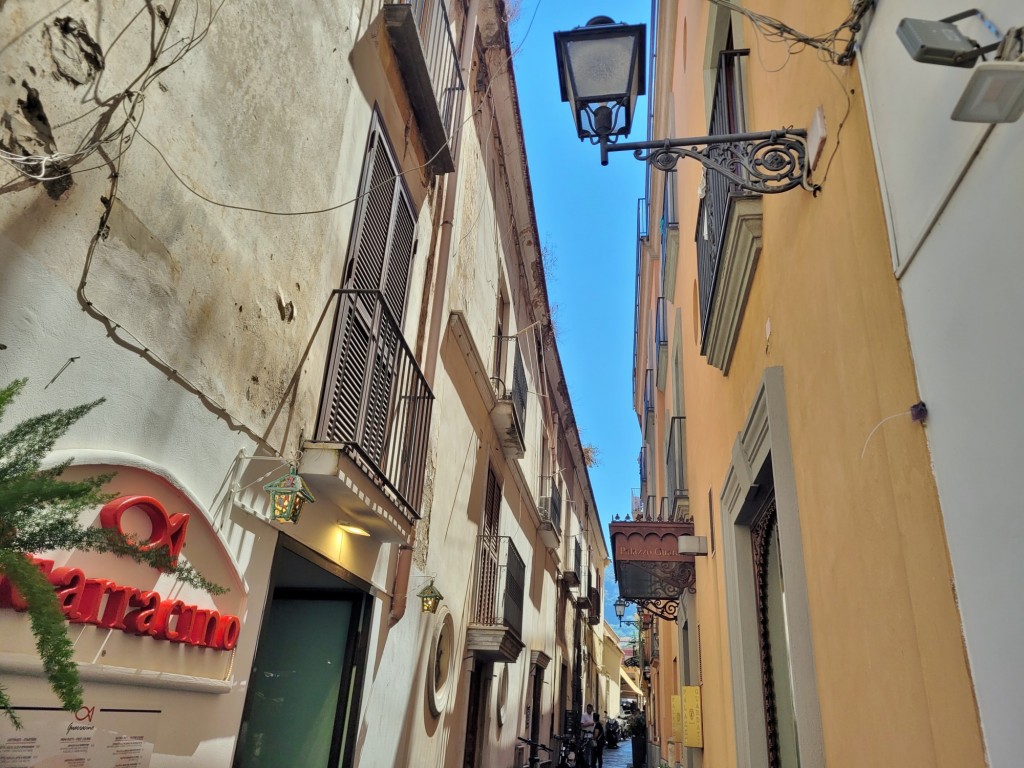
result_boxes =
[638,446,648,488]
[316,289,433,520]
[643,368,655,439]
[540,474,562,533]
[474,535,525,638]
[384,0,465,173]
[696,49,751,337]
[632,196,649,402]
[511,344,527,433]
[655,298,668,390]
[655,297,668,349]
[666,415,687,513]
[573,537,583,582]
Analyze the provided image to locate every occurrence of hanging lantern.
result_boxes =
[263,468,315,524]
[417,580,444,614]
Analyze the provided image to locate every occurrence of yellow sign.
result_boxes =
[671,694,684,741]
[683,685,703,748]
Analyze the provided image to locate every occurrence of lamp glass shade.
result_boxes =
[614,597,627,620]
[263,469,316,524]
[554,20,646,140]
[952,62,1024,123]
[418,580,444,614]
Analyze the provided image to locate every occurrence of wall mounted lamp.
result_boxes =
[613,597,638,625]
[553,17,817,194]
[234,452,315,524]
[263,468,316,525]
[417,579,444,614]
[898,12,1024,123]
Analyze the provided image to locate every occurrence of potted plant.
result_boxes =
[625,709,647,768]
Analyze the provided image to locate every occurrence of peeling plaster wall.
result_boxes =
[0,1,430,765]
[1,2,596,766]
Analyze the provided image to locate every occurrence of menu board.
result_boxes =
[0,708,157,767]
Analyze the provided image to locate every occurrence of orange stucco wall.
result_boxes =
[639,2,986,767]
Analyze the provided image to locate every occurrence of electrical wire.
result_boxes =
[707,0,874,66]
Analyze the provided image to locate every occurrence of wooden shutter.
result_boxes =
[317,114,418,446]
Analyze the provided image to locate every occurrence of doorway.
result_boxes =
[234,543,370,768]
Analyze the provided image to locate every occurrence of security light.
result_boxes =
[897,16,987,67]
[952,61,1024,122]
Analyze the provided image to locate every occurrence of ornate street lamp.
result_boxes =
[554,16,646,143]
[614,597,647,628]
[554,17,817,193]
[263,468,316,524]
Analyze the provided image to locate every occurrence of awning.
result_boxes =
[610,520,697,600]
[620,666,643,697]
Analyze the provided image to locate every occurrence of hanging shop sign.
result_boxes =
[609,520,697,600]
[0,494,240,651]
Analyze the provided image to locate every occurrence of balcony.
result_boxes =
[660,171,680,301]
[632,196,649,403]
[563,536,582,589]
[466,535,526,663]
[383,0,465,174]
[491,344,527,459]
[637,448,649,507]
[642,368,655,443]
[586,586,602,626]
[538,474,562,550]
[655,297,668,390]
[576,570,591,609]
[666,416,689,521]
[695,49,761,374]
[306,290,433,543]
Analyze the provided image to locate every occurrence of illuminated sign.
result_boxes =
[0,495,239,651]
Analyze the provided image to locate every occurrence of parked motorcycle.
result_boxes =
[605,717,620,749]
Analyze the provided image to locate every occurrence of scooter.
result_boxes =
[605,718,620,749]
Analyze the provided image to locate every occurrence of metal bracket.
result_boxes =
[600,129,819,194]
[631,598,680,623]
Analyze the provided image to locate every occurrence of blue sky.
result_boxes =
[510,2,651,630]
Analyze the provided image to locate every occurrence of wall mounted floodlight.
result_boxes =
[952,61,1024,122]
[896,12,1002,68]
[553,17,817,194]
[898,13,1024,122]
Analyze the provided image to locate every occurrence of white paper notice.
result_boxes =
[0,708,157,767]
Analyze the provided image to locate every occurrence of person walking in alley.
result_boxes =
[591,714,605,768]
[580,703,596,766]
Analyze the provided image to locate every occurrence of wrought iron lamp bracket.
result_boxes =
[632,598,679,623]
[619,597,680,623]
[599,129,819,195]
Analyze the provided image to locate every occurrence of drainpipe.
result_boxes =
[388,542,415,625]
[895,123,996,280]
[402,2,485,624]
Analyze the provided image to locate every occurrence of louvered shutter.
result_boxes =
[318,116,418,447]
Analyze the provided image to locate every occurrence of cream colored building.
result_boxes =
[0,2,605,766]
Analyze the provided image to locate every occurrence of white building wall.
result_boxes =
[859,4,1024,765]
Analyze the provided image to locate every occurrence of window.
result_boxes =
[696,18,763,374]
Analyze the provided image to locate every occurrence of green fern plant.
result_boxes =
[0,379,223,727]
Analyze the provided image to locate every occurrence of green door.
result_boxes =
[235,549,365,767]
